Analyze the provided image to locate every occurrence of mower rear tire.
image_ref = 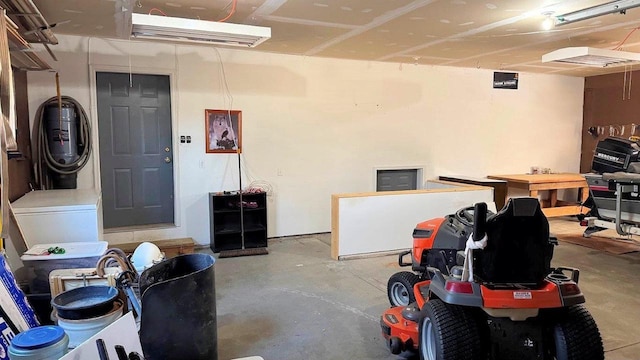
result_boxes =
[553,305,604,360]
[418,299,484,360]
[387,271,419,307]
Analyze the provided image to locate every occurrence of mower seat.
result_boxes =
[473,197,553,286]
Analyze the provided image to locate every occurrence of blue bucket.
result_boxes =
[9,326,69,360]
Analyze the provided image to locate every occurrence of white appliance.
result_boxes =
[11,189,102,247]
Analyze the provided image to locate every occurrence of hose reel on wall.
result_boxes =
[33,96,91,189]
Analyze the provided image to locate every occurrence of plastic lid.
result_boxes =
[21,241,108,261]
[11,326,66,350]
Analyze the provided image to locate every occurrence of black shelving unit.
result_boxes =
[209,192,268,253]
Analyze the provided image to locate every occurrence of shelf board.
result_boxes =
[211,192,266,197]
[215,225,265,235]
[213,209,241,214]
[6,18,51,71]
[244,225,266,232]
[243,206,266,211]
[214,228,242,235]
[214,206,265,213]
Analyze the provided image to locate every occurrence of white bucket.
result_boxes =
[57,300,124,348]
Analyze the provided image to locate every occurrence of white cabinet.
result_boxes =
[11,190,102,247]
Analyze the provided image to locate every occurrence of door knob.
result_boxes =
[164,157,172,163]
[165,147,170,152]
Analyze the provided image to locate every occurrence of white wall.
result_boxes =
[27,35,585,245]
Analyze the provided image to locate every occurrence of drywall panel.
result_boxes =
[27,35,584,245]
[333,185,493,258]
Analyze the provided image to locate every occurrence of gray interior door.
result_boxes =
[377,169,418,191]
[97,72,174,228]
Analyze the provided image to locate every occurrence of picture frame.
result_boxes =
[205,109,242,153]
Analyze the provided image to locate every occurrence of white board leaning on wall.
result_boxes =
[331,180,495,259]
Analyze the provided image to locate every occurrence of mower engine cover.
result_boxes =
[592,137,640,174]
[411,216,470,274]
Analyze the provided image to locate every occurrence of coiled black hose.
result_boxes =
[32,96,92,189]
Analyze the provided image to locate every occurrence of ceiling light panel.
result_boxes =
[131,13,271,47]
[542,47,640,67]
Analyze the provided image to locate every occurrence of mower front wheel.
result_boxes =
[419,299,484,360]
[387,271,419,307]
[553,305,604,360]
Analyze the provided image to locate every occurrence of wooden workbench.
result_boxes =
[487,173,589,217]
[439,175,508,210]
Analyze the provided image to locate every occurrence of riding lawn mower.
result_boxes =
[380,197,604,360]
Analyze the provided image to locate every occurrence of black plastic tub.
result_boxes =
[51,285,119,320]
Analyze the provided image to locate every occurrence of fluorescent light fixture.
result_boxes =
[555,0,640,26]
[542,47,640,67]
[131,13,271,47]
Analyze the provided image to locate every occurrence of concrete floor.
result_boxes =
[206,218,640,360]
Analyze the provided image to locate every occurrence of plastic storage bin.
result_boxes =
[21,242,108,293]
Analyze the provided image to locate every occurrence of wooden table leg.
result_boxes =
[549,190,558,207]
[529,190,542,207]
[579,186,589,204]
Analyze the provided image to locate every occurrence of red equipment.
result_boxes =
[381,198,604,360]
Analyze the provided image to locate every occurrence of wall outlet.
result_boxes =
[277,168,283,176]
[199,160,204,169]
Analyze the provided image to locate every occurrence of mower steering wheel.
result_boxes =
[455,206,475,227]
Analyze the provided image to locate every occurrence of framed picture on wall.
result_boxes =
[205,109,242,153]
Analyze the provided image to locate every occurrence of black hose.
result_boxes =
[32,96,92,189]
